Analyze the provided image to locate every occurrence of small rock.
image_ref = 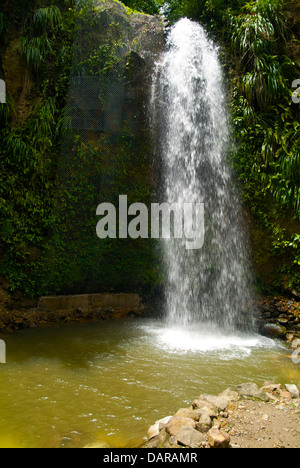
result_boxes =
[208,427,231,449]
[236,383,269,402]
[147,423,160,440]
[263,323,287,339]
[280,390,292,401]
[165,417,196,437]
[212,420,221,429]
[261,382,281,394]
[144,428,168,448]
[203,395,229,412]
[176,426,206,448]
[277,317,289,324]
[192,398,216,412]
[175,408,199,421]
[286,334,295,342]
[291,338,300,350]
[196,413,212,433]
[285,384,300,399]
[218,388,240,402]
[195,406,218,419]
[156,415,173,431]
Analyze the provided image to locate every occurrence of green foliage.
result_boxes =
[73,41,126,77]
[19,5,67,72]
[162,0,246,26]
[0,12,6,36]
[274,150,300,217]
[0,0,161,298]
[163,0,300,292]
[20,35,53,71]
[227,1,300,292]
[0,2,75,296]
[121,0,164,15]
[33,6,63,33]
[1,0,299,297]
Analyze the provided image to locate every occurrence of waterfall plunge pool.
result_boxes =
[0,317,299,448]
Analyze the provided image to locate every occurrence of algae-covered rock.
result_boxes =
[95,0,164,61]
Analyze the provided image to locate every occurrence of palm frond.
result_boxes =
[273,151,300,217]
[20,35,53,71]
[33,6,62,34]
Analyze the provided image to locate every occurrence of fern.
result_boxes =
[33,6,62,34]
[20,35,53,71]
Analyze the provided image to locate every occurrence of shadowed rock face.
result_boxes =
[37,292,142,313]
[49,1,165,295]
[284,1,300,62]
[94,0,164,62]
[68,0,165,138]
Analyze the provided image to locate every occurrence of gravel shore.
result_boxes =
[144,381,300,449]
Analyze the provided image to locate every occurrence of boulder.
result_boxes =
[175,408,200,421]
[262,323,287,339]
[208,427,231,449]
[195,406,218,420]
[199,413,212,427]
[196,413,212,433]
[156,415,173,431]
[280,390,292,401]
[236,383,270,402]
[165,417,196,437]
[144,428,168,449]
[285,384,300,399]
[192,398,216,412]
[261,382,282,394]
[176,426,206,448]
[291,338,300,350]
[202,395,229,412]
[218,388,240,402]
[147,423,160,440]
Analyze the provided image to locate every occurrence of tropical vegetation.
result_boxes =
[0,0,299,298]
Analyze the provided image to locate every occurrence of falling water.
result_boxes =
[152,18,257,331]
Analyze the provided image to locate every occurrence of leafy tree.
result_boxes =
[121,0,164,15]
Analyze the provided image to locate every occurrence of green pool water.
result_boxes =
[0,318,299,448]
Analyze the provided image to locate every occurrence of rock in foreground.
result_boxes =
[143,381,300,449]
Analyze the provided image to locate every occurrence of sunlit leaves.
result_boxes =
[20,5,63,71]
[229,11,275,66]
[228,0,300,220]
[273,151,300,216]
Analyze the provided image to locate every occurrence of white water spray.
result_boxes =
[152,18,257,331]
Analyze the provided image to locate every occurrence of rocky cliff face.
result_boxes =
[1,0,164,127]
[45,1,165,295]
[0,1,165,299]
[68,0,164,139]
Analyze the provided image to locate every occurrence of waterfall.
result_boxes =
[152,18,257,331]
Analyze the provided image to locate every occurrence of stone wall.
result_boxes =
[259,296,300,345]
[0,292,144,332]
[37,292,142,314]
